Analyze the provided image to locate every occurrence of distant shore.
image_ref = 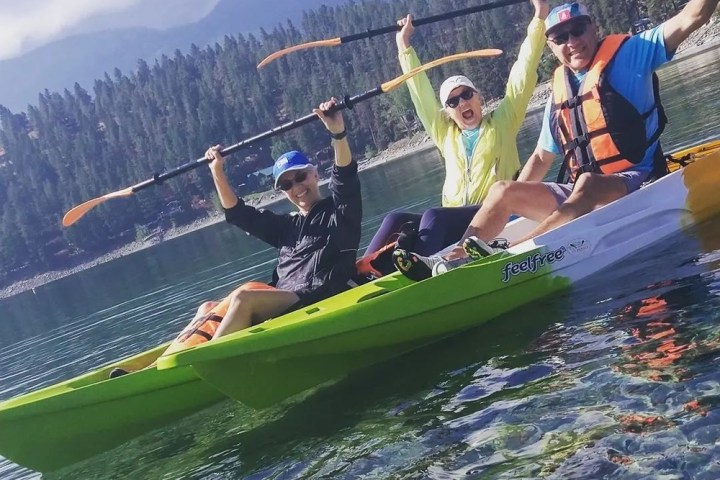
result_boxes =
[2,20,719,300]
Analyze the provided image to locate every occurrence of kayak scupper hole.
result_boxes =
[357,290,389,302]
[305,307,320,314]
[248,327,266,333]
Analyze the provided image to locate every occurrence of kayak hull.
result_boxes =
[158,143,720,409]
[187,269,568,408]
[0,344,225,472]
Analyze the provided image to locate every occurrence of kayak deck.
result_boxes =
[0,343,224,472]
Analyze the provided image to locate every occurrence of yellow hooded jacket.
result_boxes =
[398,18,546,207]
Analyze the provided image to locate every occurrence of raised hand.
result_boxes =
[313,97,345,135]
[396,14,415,52]
[530,0,550,20]
[205,145,225,172]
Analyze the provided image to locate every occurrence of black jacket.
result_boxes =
[224,161,362,305]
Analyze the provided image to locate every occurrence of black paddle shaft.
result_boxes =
[340,0,526,44]
[131,87,383,193]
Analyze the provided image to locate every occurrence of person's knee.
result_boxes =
[488,180,523,205]
[196,301,217,316]
[571,172,600,195]
[488,180,510,198]
[229,288,254,307]
[423,207,444,217]
[382,211,410,227]
[419,207,445,227]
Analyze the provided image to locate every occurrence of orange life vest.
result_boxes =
[163,281,276,355]
[551,34,667,182]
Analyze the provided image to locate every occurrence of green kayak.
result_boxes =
[0,343,225,472]
[157,255,568,408]
[157,141,720,409]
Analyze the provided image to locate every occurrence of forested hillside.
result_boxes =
[0,0,351,112]
[0,0,686,285]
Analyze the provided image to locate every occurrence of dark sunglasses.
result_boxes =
[548,21,590,45]
[277,170,309,191]
[445,89,475,109]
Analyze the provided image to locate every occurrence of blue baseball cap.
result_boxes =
[545,2,591,36]
[272,151,313,189]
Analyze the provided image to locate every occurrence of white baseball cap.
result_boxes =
[439,75,478,106]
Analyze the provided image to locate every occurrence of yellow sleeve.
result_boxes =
[398,46,452,145]
[494,17,546,133]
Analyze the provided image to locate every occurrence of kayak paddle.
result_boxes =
[257,0,525,69]
[62,48,502,227]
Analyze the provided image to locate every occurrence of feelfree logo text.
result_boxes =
[501,247,567,283]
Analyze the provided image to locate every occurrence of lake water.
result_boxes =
[2,45,720,479]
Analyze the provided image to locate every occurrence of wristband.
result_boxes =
[330,129,347,140]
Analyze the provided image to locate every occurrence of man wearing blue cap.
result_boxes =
[393,0,720,278]
[176,97,361,342]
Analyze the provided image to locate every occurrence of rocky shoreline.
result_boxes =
[2,19,719,300]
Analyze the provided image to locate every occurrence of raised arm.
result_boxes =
[516,145,556,182]
[206,145,290,247]
[314,99,361,225]
[313,97,351,167]
[494,0,549,132]
[518,97,560,182]
[663,0,720,54]
[396,14,451,143]
[207,145,239,209]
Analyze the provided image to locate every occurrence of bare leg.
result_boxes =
[160,300,223,357]
[512,173,628,245]
[213,289,300,338]
[444,181,559,259]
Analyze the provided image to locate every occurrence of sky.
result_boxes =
[0,0,221,61]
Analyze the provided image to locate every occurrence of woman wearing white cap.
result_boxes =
[358,0,549,278]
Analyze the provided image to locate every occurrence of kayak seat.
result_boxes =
[355,221,419,282]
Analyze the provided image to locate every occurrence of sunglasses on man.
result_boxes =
[445,89,475,109]
[548,20,591,45]
[277,170,310,191]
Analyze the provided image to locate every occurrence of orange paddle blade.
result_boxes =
[381,49,503,93]
[62,187,134,227]
[258,38,342,69]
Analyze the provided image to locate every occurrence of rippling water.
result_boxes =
[2,46,720,479]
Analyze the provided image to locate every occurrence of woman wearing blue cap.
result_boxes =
[357,0,550,279]
[161,97,362,355]
[109,99,360,375]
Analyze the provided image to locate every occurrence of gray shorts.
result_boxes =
[543,170,651,206]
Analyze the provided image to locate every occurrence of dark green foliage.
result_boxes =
[0,0,687,284]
